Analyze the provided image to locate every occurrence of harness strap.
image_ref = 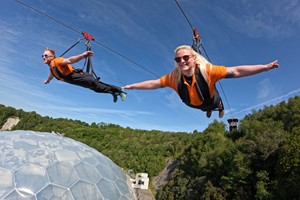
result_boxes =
[83,41,100,80]
[50,66,65,80]
[192,28,201,54]
[177,67,221,111]
[59,38,84,57]
[194,67,210,101]
[85,42,92,73]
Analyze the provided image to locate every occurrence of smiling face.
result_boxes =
[42,49,55,65]
[174,48,196,77]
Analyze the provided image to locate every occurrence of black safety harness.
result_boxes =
[177,67,221,111]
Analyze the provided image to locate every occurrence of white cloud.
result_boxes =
[257,79,273,99]
[232,87,300,116]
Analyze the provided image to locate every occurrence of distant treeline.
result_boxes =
[0,96,299,200]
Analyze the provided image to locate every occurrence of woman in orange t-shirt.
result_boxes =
[123,45,279,118]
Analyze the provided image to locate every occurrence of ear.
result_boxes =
[193,56,197,63]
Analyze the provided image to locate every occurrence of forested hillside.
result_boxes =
[1,96,299,200]
[157,96,300,200]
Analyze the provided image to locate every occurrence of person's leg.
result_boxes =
[64,72,126,102]
[206,110,212,118]
[200,88,224,118]
[218,99,224,118]
[213,89,224,118]
[96,82,127,102]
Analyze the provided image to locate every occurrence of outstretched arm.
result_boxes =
[62,51,94,65]
[44,72,54,84]
[123,79,162,90]
[225,60,279,78]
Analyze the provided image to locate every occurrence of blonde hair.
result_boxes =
[44,48,56,57]
[174,45,211,81]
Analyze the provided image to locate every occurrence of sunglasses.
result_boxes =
[42,54,53,58]
[174,55,192,63]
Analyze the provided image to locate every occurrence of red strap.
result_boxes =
[82,32,94,41]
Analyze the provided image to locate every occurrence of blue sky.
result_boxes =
[1,0,299,133]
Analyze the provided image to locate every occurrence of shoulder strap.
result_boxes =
[194,67,210,101]
[177,67,221,111]
[177,67,210,103]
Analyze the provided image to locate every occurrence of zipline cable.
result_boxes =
[93,40,160,78]
[174,0,193,30]
[16,0,81,35]
[174,0,211,62]
[15,0,161,78]
[174,0,233,118]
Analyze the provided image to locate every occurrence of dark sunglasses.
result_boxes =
[174,55,191,63]
[42,54,53,58]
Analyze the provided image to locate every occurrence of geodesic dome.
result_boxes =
[0,130,136,200]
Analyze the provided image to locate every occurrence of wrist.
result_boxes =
[264,64,270,71]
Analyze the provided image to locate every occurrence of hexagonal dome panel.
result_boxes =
[0,130,136,200]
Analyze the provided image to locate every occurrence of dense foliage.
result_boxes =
[1,96,299,200]
[156,96,300,200]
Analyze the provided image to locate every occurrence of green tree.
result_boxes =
[275,127,300,199]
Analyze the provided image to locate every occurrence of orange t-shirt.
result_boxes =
[50,57,75,79]
[160,64,227,106]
